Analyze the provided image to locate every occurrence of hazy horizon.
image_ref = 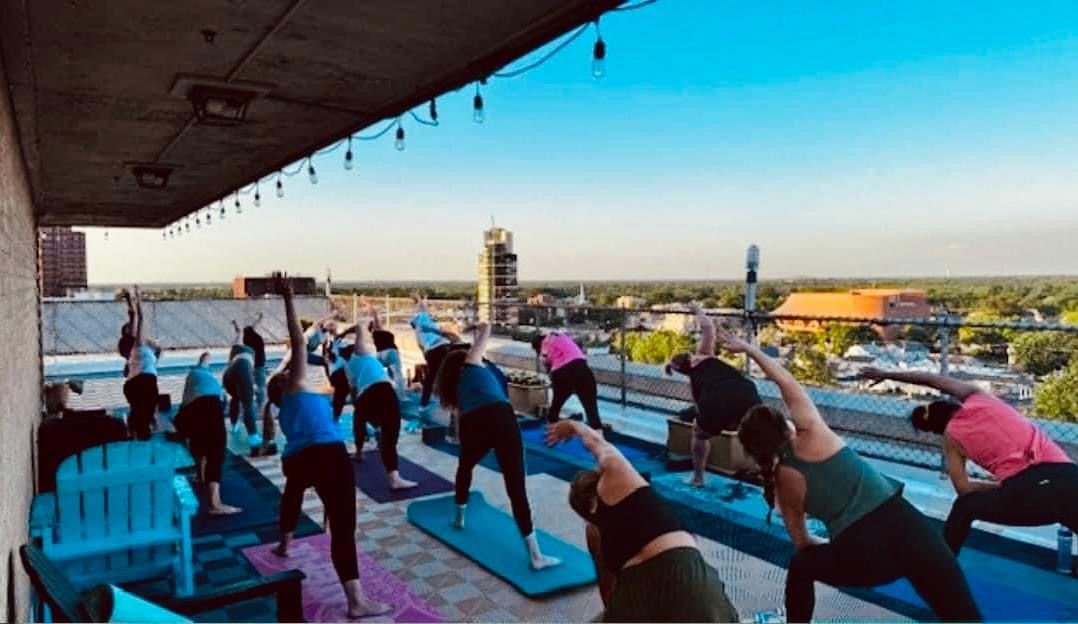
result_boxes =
[85,1,1078,282]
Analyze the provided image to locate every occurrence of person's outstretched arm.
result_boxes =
[122,289,135,331]
[546,420,639,481]
[716,326,825,432]
[860,367,981,401]
[133,286,145,345]
[250,311,264,333]
[464,322,491,365]
[275,273,306,393]
[353,318,375,356]
[368,303,384,331]
[231,320,243,345]
[691,302,716,357]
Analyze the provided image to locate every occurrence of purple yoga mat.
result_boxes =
[353,450,453,503]
[243,534,444,623]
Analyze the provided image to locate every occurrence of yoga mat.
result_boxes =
[353,450,453,503]
[192,455,322,538]
[650,472,1078,623]
[519,423,650,462]
[425,437,565,476]
[243,533,443,623]
[407,491,596,597]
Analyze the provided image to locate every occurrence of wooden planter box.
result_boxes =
[667,419,757,475]
[508,383,549,417]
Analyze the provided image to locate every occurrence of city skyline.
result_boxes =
[84,1,1078,283]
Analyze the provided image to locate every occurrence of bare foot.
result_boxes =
[530,555,562,570]
[388,476,418,490]
[208,504,242,515]
[346,599,392,619]
[271,544,289,558]
[687,475,705,488]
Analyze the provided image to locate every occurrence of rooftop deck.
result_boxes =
[44,350,1078,622]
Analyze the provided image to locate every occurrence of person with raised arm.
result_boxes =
[243,311,269,414]
[266,272,390,619]
[411,295,456,411]
[367,301,407,401]
[117,288,137,376]
[122,286,162,440]
[726,328,981,623]
[665,304,761,487]
[176,352,239,515]
[223,319,262,447]
[547,419,738,622]
[530,330,606,431]
[341,318,417,489]
[435,321,560,570]
[860,366,1077,554]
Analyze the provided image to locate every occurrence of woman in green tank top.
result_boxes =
[716,328,981,623]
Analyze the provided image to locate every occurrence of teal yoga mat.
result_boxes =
[406,491,597,597]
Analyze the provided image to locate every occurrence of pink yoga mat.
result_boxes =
[243,534,444,623]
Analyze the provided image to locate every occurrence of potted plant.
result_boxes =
[504,370,549,416]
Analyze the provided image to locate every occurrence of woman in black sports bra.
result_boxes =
[547,420,738,623]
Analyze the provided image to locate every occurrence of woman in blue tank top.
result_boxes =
[341,318,417,490]
[120,285,162,440]
[722,328,981,623]
[435,322,561,571]
[265,273,390,619]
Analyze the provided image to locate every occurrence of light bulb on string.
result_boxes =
[307,158,318,185]
[104,230,109,241]
[185,219,190,233]
[162,230,166,240]
[205,207,212,226]
[254,183,261,208]
[473,85,485,124]
[235,193,242,214]
[344,137,354,171]
[219,201,226,220]
[276,173,284,198]
[394,120,405,151]
[592,22,606,79]
[196,213,202,229]
[429,99,438,122]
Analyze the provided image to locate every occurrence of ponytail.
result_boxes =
[737,404,791,525]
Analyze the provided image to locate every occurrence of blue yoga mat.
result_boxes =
[407,491,597,597]
[519,423,649,462]
[426,437,565,476]
[353,450,453,503]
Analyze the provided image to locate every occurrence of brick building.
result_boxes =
[39,226,87,297]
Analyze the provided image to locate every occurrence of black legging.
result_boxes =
[546,359,603,429]
[280,442,358,583]
[329,368,351,421]
[419,344,452,407]
[175,396,226,483]
[786,494,981,622]
[455,402,533,536]
[123,373,158,440]
[223,359,257,434]
[353,382,402,472]
[945,462,1078,554]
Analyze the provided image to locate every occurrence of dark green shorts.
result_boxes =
[604,547,738,623]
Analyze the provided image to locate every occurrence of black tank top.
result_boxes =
[594,486,684,572]
[688,358,761,426]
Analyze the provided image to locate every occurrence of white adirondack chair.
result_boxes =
[29,440,197,596]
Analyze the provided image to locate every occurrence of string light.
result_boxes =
[429,99,438,122]
[162,230,166,240]
[473,83,485,124]
[185,219,190,233]
[592,20,606,79]
[235,192,242,214]
[196,212,202,228]
[307,158,318,184]
[219,200,226,220]
[103,230,109,241]
[206,207,212,226]
[394,119,406,151]
[344,136,354,171]
[276,172,284,198]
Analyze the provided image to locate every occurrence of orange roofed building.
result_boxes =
[771,289,931,340]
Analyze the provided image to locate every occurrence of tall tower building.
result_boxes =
[477,226,519,324]
[39,226,87,297]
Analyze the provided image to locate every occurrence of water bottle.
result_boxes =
[1058,526,1074,575]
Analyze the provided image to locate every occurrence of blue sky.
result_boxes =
[89,1,1078,283]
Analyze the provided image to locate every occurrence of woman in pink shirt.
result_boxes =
[531,332,606,430]
[862,368,1078,554]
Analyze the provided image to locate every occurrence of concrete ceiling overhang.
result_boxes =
[0,0,623,228]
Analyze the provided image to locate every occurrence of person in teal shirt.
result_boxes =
[176,352,239,515]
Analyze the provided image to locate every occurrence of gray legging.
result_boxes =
[223,358,257,435]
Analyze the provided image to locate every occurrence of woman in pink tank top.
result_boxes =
[862,367,1078,555]
[531,332,606,430]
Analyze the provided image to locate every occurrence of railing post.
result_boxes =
[619,308,627,409]
[937,314,953,478]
